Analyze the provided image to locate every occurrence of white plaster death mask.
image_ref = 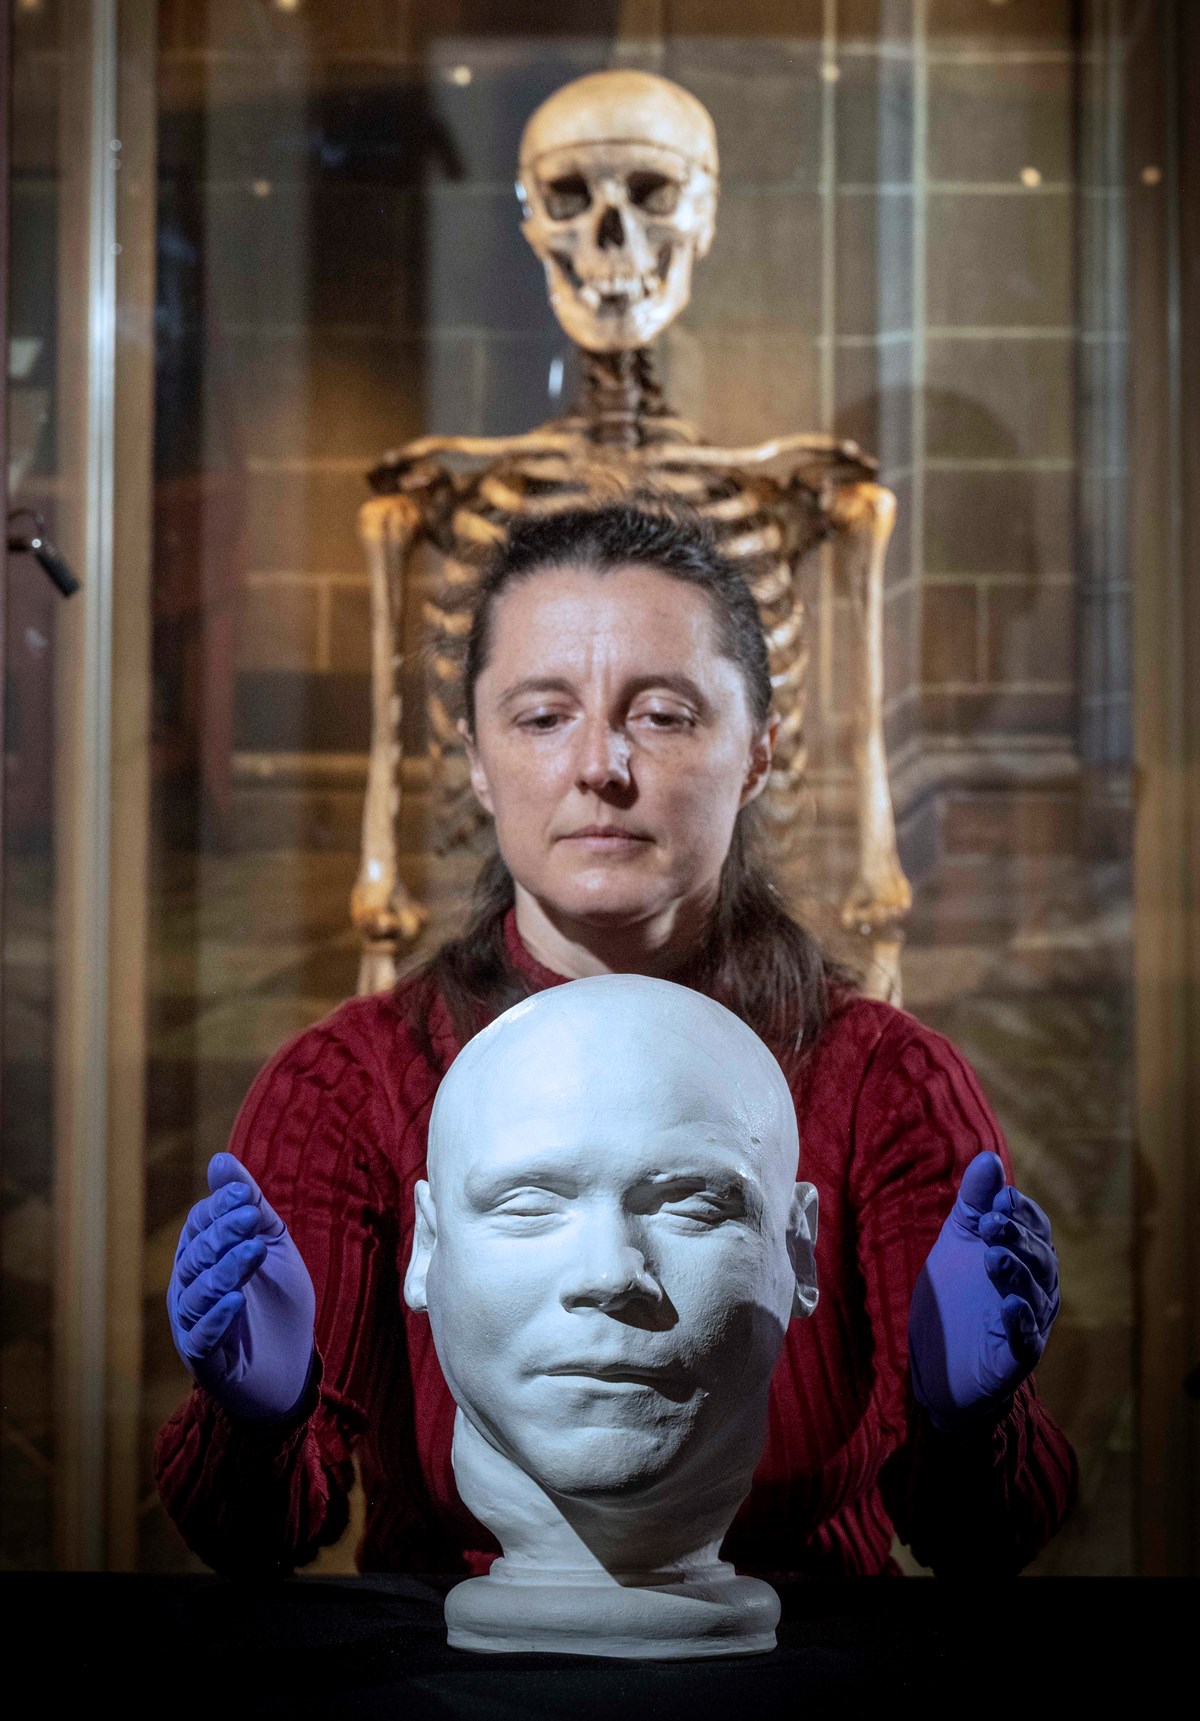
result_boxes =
[405,975,817,1659]
[517,70,719,354]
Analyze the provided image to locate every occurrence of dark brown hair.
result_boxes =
[409,502,848,1058]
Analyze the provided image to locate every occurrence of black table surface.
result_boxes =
[0,1572,1177,1717]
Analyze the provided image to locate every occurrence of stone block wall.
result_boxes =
[151,0,1120,867]
[921,1,1078,767]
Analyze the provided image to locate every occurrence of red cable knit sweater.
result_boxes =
[155,914,1077,1578]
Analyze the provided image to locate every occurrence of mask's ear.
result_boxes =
[403,1181,437,1313]
[787,1181,819,1320]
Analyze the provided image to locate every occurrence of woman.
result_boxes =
[158,504,1076,1578]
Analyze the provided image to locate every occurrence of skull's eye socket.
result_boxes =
[627,172,681,216]
[543,175,591,220]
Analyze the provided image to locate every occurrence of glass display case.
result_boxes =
[4,0,1196,1577]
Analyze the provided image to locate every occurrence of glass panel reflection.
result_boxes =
[3,0,66,1570]
[131,1,1138,1575]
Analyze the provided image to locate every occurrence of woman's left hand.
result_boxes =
[908,1151,1060,1433]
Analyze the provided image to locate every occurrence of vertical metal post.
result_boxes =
[53,0,118,1571]
[0,0,10,878]
[106,0,156,1570]
[1131,0,1200,1576]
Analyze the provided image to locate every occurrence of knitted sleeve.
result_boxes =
[154,999,412,1575]
[850,1016,1079,1574]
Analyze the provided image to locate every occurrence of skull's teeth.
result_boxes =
[576,273,661,312]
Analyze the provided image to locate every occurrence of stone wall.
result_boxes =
[151,0,1114,868]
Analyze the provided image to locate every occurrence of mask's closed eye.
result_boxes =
[490,1186,569,1223]
[634,1177,748,1228]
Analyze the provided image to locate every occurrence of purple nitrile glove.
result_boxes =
[909,1150,1060,1433]
[167,1152,317,1422]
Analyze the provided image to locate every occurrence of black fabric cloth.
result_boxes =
[0,1573,1163,1717]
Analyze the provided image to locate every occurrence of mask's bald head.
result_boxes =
[426,975,800,1208]
[407,976,817,1509]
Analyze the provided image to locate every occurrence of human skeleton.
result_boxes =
[352,71,910,997]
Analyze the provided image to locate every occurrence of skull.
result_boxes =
[517,71,718,354]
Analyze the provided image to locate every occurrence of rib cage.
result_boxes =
[390,423,852,857]
[357,349,907,1000]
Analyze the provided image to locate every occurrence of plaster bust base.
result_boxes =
[406,978,818,1662]
[446,1560,780,1660]
[445,1409,779,1659]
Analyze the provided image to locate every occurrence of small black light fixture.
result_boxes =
[6,508,80,597]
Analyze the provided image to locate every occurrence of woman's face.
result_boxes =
[463,563,774,935]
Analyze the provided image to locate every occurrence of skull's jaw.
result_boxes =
[542,245,692,354]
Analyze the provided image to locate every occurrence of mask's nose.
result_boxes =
[596,203,625,250]
[560,1211,663,1316]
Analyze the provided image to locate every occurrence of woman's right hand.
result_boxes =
[167,1152,317,1421]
